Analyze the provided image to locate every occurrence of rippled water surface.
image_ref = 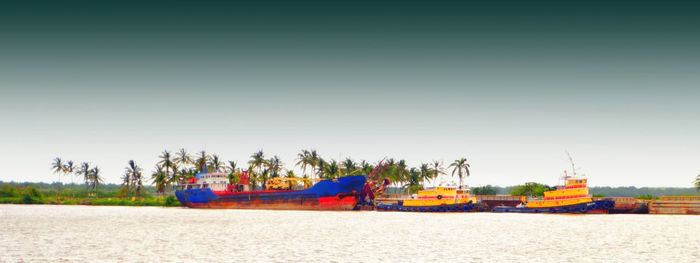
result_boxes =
[2,205,699,262]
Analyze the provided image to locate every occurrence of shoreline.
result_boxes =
[0,196,181,207]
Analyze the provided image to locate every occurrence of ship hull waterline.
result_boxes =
[376,202,480,212]
[492,199,615,214]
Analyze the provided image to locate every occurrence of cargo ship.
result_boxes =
[376,186,480,212]
[493,173,614,214]
[175,170,366,210]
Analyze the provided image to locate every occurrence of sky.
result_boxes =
[1,0,698,187]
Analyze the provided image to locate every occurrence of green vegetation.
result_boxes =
[589,186,697,197]
[0,182,180,207]
[469,185,696,197]
[635,194,658,200]
[291,150,464,194]
[472,185,498,195]
[509,182,553,197]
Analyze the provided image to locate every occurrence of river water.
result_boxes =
[1,205,699,262]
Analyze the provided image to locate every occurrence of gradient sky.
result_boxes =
[1,0,698,187]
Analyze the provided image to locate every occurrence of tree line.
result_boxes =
[51,158,104,193]
[143,148,472,195]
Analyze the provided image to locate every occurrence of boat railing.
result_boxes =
[474,195,527,202]
[175,183,210,190]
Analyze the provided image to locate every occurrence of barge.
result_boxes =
[648,196,700,215]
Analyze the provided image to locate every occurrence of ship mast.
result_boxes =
[567,151,576,177]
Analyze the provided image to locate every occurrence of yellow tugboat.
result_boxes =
[526,176,593,208]
[376,186,480,212]
[493,155,615,213]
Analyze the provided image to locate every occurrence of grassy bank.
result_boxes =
[1,182,181,207]
[0,195,181,207]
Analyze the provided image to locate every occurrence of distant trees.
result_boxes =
[472,185,498,195]
[151,165,168,196]
[195,151,210,172]
[53,151,479,197]
[211,154,223,172]
[296,149,322,179]
[266,155,283,178]
[342,158,357,176]
[322,159,340,179]
[695,172,700,192]
[509,182,552,197]
[51,158,102,195]
[404,168,423,194]
[122,160,143,198]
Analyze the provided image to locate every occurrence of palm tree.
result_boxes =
[89,166,103,192]
[432,160,445,184]
[125,160,143,199]
[309,150,321,179]
[296,149,311,177]
[158,150,174,183]
[341,158,357,176]
[419,163,432,186]
[227,161,238,173]
[226,161,238,184]
[316,158,327,179]
[404,168,423,194]
[249,150,267,188]
[51,157,64,185]
[120,167,131,196]
[169,162,180,186]
[395,160,409,187]
[249,150,265,171]
[178,168,196,181]
[449,158,471,188]
[77,162,91,187]
[285,170,297,178]
[195,151,210,172]
[267,155,283,178]
[695,172,700,191]
[323,159,340,179]
[151,164,168,196]
[63,160,75,185]
[211,154,223,172]
[360,160,373,175]
[174,148,192,168]
[247,165,259,189]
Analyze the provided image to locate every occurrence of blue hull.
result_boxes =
[492,199,615,213]
[376,202,480,212]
